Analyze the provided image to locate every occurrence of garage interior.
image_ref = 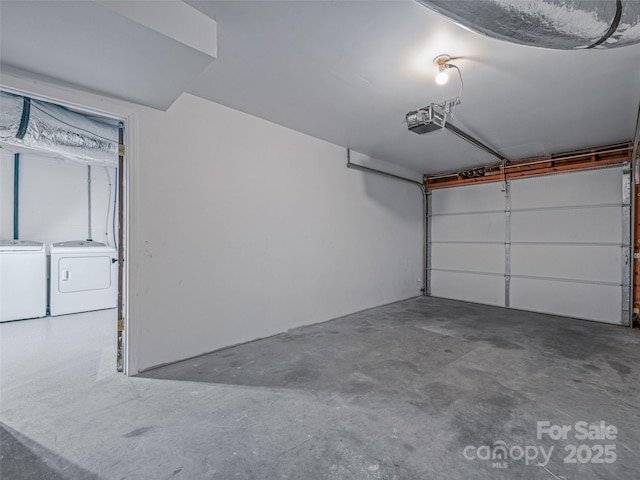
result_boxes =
[1,1,640,479]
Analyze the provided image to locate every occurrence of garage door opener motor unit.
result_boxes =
[406,104,447,134]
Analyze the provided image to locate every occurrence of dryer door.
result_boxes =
[58,256,113,293]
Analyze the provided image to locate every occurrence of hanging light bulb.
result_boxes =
[433,54,451,86]
[435,64,449,85]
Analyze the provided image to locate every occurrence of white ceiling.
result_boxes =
[2,0,640,174]
[0,0,216,110]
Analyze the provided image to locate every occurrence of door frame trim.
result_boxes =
[1,71,140,374]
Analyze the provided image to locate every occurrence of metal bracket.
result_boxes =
[504,179,511,307]
[427,190,433,296]
[622,169,632,325]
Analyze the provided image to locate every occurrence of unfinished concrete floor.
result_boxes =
[2,297,640,479]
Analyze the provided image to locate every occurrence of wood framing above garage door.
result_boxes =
[428,164,631,325]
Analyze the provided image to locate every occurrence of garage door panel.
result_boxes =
[510,207,621,244]
[510,168,622,209]
[431,243,504,274]
[431,182,504,215]
[431,270,504,306]
[429,165,629,325]
[431,213,504,243]
[510,244,622,284]
[510,277,622,325]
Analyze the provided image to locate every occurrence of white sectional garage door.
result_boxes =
[428,165,631,325]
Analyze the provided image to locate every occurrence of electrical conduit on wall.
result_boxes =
[13,153,19,240]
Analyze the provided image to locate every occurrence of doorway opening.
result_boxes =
[0,90,127,382]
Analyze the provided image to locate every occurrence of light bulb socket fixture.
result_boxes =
[433,54,452,69]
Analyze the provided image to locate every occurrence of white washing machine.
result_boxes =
[0,239,47,322]
[49,241,118,316]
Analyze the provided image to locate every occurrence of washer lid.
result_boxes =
[0,239,44,251]
[52,240,107,248]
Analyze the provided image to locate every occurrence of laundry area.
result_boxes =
[0,92,122,381]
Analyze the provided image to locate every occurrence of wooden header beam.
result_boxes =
[425,142,633,189]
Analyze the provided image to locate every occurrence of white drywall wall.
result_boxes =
[0,75,423,374]
[135,93,423,371]
[0,150,116,248]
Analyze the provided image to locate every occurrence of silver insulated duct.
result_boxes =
[415,0,640,49]
[0,91,118,167]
